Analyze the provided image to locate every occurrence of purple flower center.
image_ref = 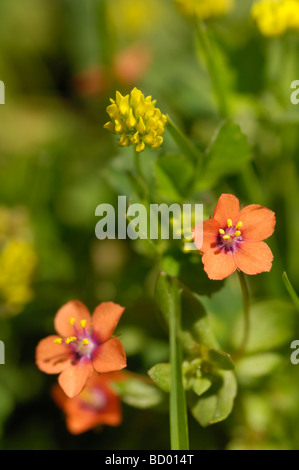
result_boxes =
[80,386,108,412]
[64,318,99,361]
[217,219,244,254]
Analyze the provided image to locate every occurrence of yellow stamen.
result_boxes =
[223,235,231,240]
[236,221,243,229]
[66,336,77,344]
[227,219,233,228]
[80,319,87,328]
[69,317,75,326]
[54,338,62,344]
[82,339,89,346]
[235,230,241,237]
[219,229,225,235]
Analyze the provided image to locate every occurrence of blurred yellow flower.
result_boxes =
[104,88,167,153]
[174,0,234,20]
[0,207,37,315]
[0,240,37,314]
[107,0,159,37]
[252,0,299,36]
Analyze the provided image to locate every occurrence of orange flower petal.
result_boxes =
[36,335,72,374]
[213,194,240,227]
[92,338,127,374]
[239,204,276,242]
[202,248,237,280]
[58,360,93,398]
[92,302,125,343]
[54,300,91,338]
[66,389,122,434]
[234,241,273,275]
[196,219,220,253]
[66,414,102,435]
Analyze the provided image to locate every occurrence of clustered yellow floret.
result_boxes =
[104,87,167,153]
[174,0,234,20]
[252,0,299,36]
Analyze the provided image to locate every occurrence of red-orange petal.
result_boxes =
[202,248,237,280]
[58,360,93,398]
[195,219,220,253]
[213,194,240,227]
[234,241,273,275]
[66,389,122,434]
[36,335,72,374]
[238,204,276,242]
[54,300,91,338]
[92,338,127,374]
[92,302,125,343]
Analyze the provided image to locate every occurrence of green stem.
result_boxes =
[166,116,203,167]
[169,281,189,450]
[282,272,299,312]
[234,271,250,360]
[195,19,266,206]
[195,20,230,119]
[134,150,143,180]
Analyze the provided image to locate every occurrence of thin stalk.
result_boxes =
[195,20,230,119]
[195,19,265,206]
[134,149,143,180]
[166,116,203,167]
[169,281,189,450]
[282,272,299,312]
[234,271,250,360]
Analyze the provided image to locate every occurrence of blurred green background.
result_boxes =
[0,0,299,450]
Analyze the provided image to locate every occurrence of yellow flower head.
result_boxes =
[104,88,167,153]
[251,0,299,36]
[174,0,234,20]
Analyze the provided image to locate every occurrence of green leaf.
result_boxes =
[190,371,237,427]
[155,153,194,201]
[233,300,296,354]
[148,363,171,393]
[207,349,235,371]
[112,378,164,409]
[236,353,283,382]
[192,376,212,397]
[195,121,251,190]
[180,287,219,354]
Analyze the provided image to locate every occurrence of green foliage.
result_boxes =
[0,0,298,452]
[189,371,237,427]
[195,121,252,190]
[112,378,165,409]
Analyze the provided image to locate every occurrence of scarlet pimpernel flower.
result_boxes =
[104,87,167,153]
[194,194,276,280]
[251,0,299,37]
[174,0,234,20]
[36,301,127,397]
[52,371,125,435]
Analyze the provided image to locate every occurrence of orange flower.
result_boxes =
[52,371,125,435]
[36,301,127,398]
[194,194,276,280]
